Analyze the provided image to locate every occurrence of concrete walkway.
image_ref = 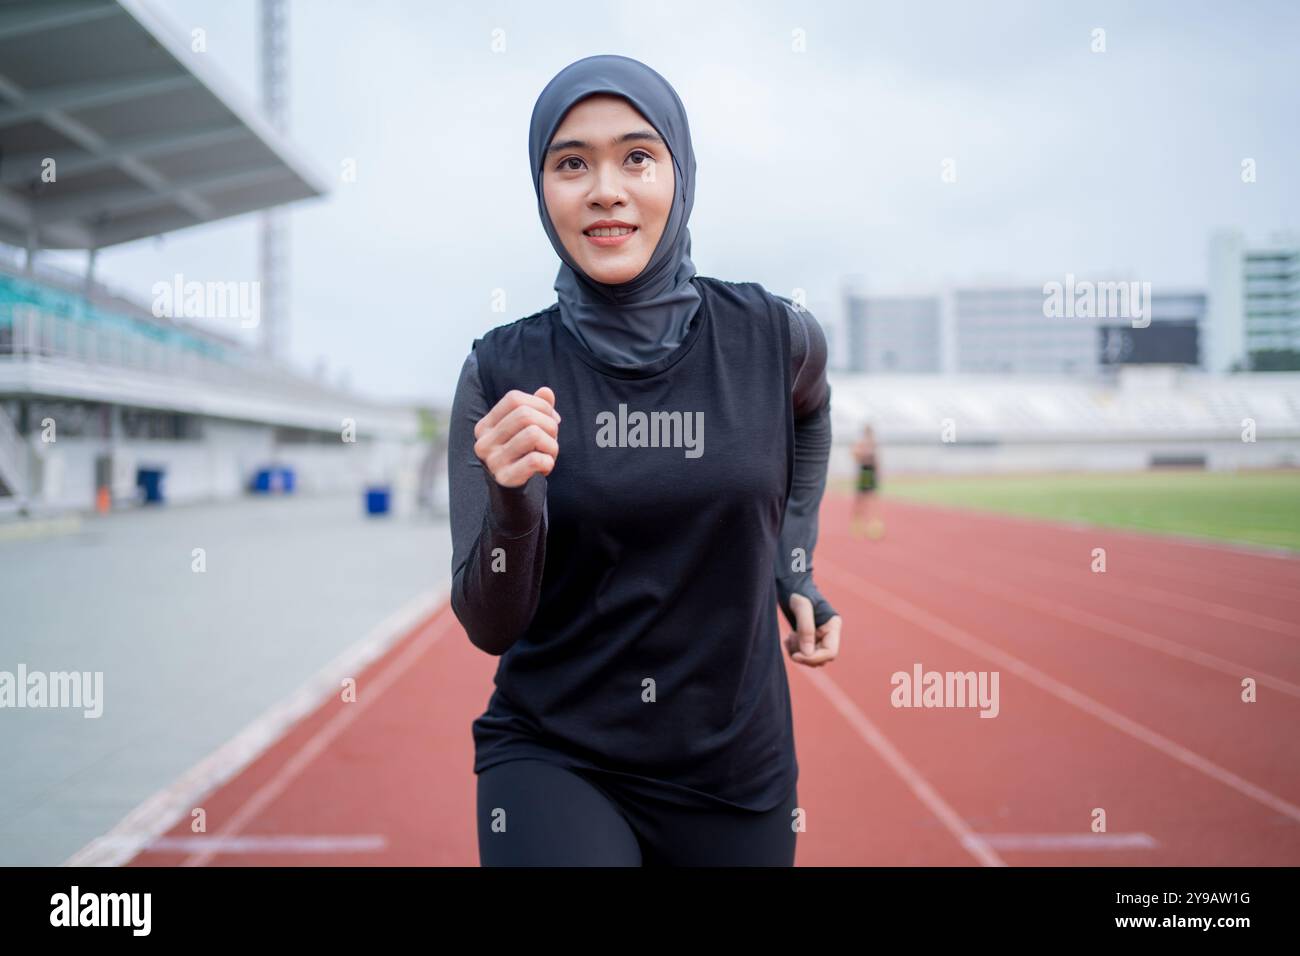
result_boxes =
[0,492,451,866]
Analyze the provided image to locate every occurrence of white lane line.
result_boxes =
[820,561,1300,826]
[181,606,459,867]
[869,545,1300,699]
[886,494,1300,567]
[972,833,1158,851]
[62,585,449,867]
[102,834,387,854]
[961,539,1299,638]
[795,665,1006,867]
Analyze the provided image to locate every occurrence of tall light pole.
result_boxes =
[259,0,289,363]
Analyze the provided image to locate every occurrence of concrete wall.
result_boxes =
[26,415,423,510]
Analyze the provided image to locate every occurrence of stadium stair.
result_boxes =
[0,402,29,513]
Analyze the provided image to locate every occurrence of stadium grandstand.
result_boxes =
[0,0,426,515]
[828,365,1300,474]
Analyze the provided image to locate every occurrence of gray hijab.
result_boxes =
[528,54,701,368]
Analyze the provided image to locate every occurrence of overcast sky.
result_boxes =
[45,0,1300,405]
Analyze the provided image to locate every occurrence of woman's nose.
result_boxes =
[587,162,625,207]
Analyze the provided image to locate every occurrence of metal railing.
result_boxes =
[0,304,363,404]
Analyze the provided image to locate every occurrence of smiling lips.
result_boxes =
[583,221,638,247]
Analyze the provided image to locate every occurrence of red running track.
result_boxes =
[123,493,1300,866]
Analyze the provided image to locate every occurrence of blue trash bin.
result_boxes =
[252,468,272,493]
[136,467,165,504]
[279,467,295,494]
[366,485,391,516]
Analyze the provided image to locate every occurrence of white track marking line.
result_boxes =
[997,539,1300,606]
[867,545,1300,699]
[1103,561,1300,606]
[795,665,1006,866]
[948,539,1300,637]
[181,607,458,867]
[99,835,387,854]
[973,833,1158,851]
[886,494,1300,566]
[62,586,448,867]
[820,561,1300,825]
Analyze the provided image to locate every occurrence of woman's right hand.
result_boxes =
[473,386,561,488]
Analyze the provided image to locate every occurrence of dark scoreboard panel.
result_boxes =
[1098,320,1199,365]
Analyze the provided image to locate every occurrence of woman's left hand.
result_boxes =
[785,593,840,667]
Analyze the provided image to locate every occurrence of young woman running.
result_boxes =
[448,54,842,866]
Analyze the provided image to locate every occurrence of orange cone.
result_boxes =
[96,486,111,513]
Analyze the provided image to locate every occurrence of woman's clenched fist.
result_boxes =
[473,386,561,487]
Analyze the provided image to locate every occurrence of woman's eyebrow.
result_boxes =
[546,130,665,156]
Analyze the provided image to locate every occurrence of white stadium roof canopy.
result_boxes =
[0,0,330,250]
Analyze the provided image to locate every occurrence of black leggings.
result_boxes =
[476,758,799,866]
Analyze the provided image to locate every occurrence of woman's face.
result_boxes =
[541,94,675,285]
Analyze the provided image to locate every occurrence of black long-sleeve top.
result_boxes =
[448,297,837,656]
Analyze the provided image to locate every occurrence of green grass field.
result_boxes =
[839,469,1300,553]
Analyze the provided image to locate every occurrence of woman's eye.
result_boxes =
[556,152,652,172]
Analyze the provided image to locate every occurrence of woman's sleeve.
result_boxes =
[448,349,549,655]
[772,300,840,630]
